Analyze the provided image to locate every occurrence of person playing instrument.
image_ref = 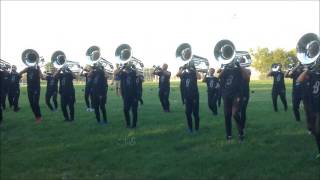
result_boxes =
[153,63,171,112]
[0,69,4,124]
[177,66,186,105]
[267,64,288,112]
[111,63,122,96]
[54,66,76,122]
[91,63,108,125]
[239,59,251,130]
[202,68,220,116]
[19,64,43,123]
[42,68,58,112]
[1,67,10,110]
[80,65,94,112]
[8,65,21,112]
[177,62,201,133]
[285,62,304,121]
[297,66,320,159]
[218,62,249,142]
[117,63,140,129]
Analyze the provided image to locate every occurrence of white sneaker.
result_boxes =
[86,108,90,112]
[90,108,95,112]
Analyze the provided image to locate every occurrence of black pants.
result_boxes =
[272,88,287,112]
[207,91,218,115]
[159,89,170,111]
[85,87,93,109]
[123,97,138,128]
[27,89,41,118]
[185,96,200,131]
[46,90,58,111]
[0,103,2,124]
[223,95,243,138]
[240,95,250,129]
[61,94,75,121]
[93,94,107,123]
[292,90,302,121]
[180,84,185,105]
[1,88,8,110]
[8,88,20,111]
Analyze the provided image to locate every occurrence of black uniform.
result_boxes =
[0,71,3,123]
[308,71,320,152]
[84,73,93,109]
[203,76,219,115]
[45,74,58,111]
[219,68,244,139]
[57,70,75,121]
[136,74,144,105]
[179,75,186,105]
[91,68,108,123]
[1,70,10,110]
[8,71,21,111]
[155,71,171,111]
[181,69,200,132]
[270,71,288,112]
[290,70,303,121]
[120,69,139,128]
[26,67,42,118]
[240,69,250,129]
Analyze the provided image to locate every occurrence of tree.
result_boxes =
[250,47,297,79]
[43,62,54,73]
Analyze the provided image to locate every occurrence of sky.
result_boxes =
[1,1,319,72]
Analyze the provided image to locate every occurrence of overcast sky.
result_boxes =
[1,1,319,72]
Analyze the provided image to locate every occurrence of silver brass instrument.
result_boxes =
[296,33,320,70]
[115,44,144,74]
[271,63,281,72]
[214,39,236,69]
[51,50,81,73]
[234,51,252,68]
[22,49,44,68]
[86,45,114,75]
[0,59,11,71]
[176,43,209,73]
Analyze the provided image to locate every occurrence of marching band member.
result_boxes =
[177,62,201,133]
[111,64,122,96]
[267,64,288,112]
[1,67,10,110]
[80,65,94,112]
[153,63,171,112]
[202,68,220,116]
[42,68,58,112]
[19,64,43,123]
[54,66,76,122]
[8,65,21,112]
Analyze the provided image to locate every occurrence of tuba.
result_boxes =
[271,63,281,72]
[176,43,209,73]
[51,50,81,73]
[234,51,252,68]
[296,33,320,70]
[214,39,236,69]
[0,59,11,71]
[22,49,44,68]
[115,44,144,74]
[86,45,114,75]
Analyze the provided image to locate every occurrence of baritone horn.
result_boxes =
[214,39,236,69]
[22,49,45,68]
[175,43,209,73]
[51,50,81,73]
[0,59,11,71]
[296,33,320,69]
[86,45,114,75]
[115,44,144,74]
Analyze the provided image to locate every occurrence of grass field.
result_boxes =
[1,80,320,180]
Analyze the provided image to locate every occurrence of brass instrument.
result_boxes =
[0,59,11,71]
[296,33,320,70]
[86,45,114,75]
[51,50,81,73]
[115,44,144,75]
[176,43,209,73]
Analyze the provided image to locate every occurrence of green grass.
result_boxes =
[1,80,320,180]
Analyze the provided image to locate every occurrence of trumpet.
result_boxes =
[115,44,144,74]
[296,33,320,70]
[86,45,114,75]
[0,59,11,71]
[51,50,81,73]
[176,43,209,73]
